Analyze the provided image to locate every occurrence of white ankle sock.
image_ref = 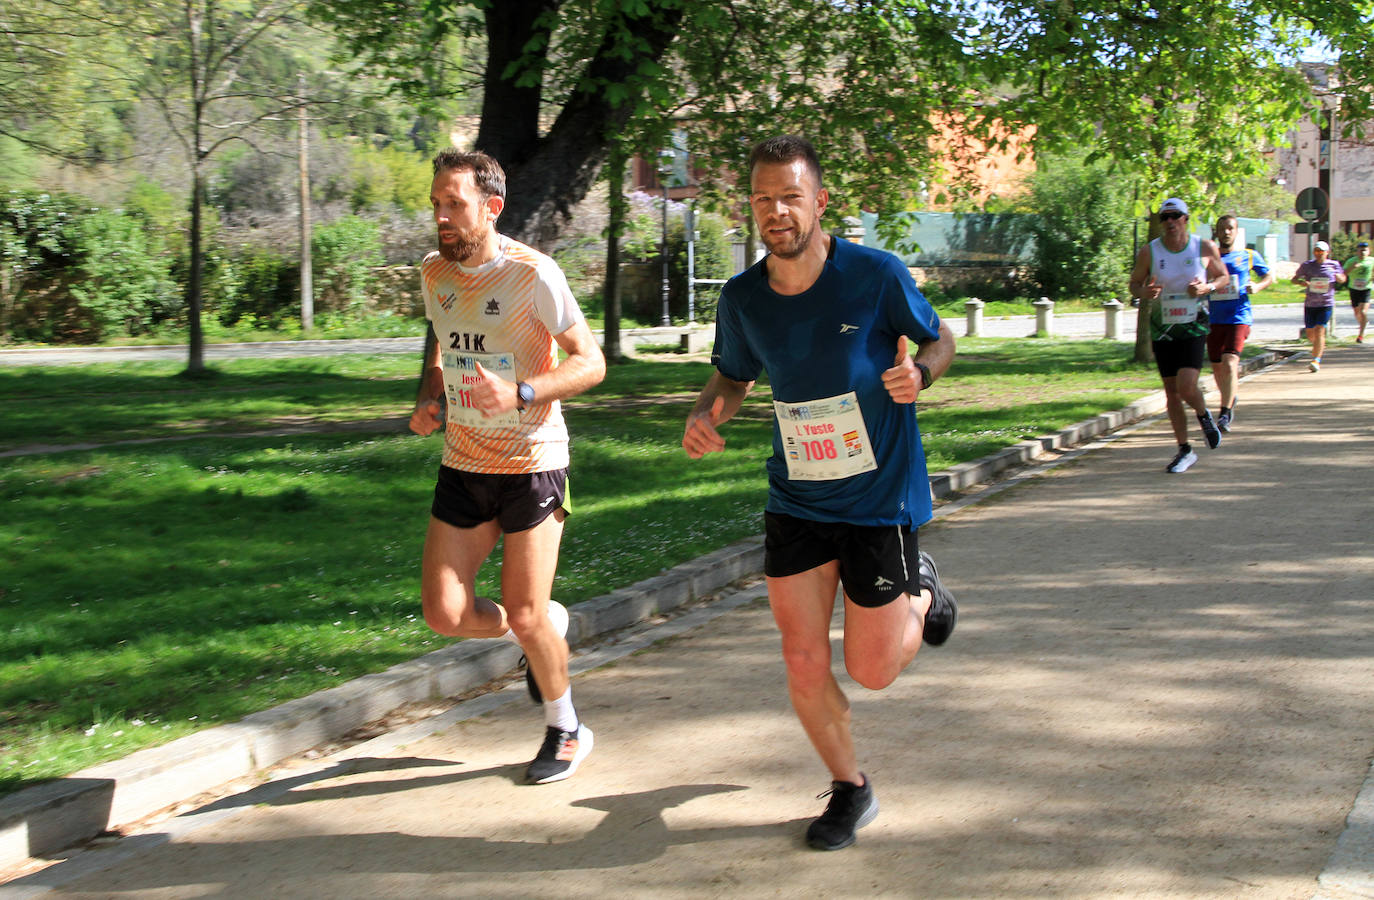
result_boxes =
[544,687,578,732]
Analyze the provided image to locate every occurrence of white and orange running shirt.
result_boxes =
[421,235,585,475]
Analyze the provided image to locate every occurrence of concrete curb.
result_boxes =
[0,348,1289,868]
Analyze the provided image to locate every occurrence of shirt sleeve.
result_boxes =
[882,254,941,342]
[531,257,585,337]
[711,286,762,383]
[1250,251,1270,277]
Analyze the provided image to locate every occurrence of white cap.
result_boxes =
[1159,197,1189,216]
[1315,240,1330,251]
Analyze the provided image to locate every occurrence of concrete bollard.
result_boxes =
[964,297,985,337]
[1033,297,1055,337]
[1103,298,1124,339]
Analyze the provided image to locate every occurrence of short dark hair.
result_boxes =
[1216,214,1238,227]
[432,149,506,200]
[747,135,823,187]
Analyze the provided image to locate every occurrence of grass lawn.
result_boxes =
[0,340,1163,794]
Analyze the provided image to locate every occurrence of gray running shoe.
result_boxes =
[1197,410,1222,449]
[1217,408,1232,433]
[1166,449,1198,473]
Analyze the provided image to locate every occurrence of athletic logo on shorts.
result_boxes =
[874,575,894,589]
[539,496,556,508]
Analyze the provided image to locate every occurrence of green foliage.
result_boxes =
[615,193,732,323]
[69,209,178,339]
[1330,230,1369,265]
[312,216,384,312]
[1014,152,1135,300]
[346,142,433,213]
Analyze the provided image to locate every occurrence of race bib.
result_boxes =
[1308,277,1331,293]
[774,391,876,481]
[1211,276,1240,302]
[1160,292,1201,324]
[441,350,520,430]
[1353,277,1369,291]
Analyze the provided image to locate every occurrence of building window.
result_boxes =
[1341,220,1374,236]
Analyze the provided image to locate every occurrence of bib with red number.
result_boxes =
[774,391,876,481]
[442,349,519,430]
[1160,292,1201,325]
[1308,277,1331,293]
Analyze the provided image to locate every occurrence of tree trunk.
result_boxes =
[602,142,626,363]
[186,164,205,374]
[476,1,685,249]
[1133,211,1161,364]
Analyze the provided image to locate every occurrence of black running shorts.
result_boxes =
[1351,288,1370,306]
[764,511,920,608]
[431,465,568,533]
[1152,335,1205,379]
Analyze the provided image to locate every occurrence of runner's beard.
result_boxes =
[762,221,816,260]
[438,223,490,263]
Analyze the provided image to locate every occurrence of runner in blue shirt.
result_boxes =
[1209,215,1274,432]
[682,135,957,852]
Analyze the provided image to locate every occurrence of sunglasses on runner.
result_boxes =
[1159,212,1185,221]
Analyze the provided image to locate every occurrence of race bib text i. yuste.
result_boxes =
[774,391,877,481]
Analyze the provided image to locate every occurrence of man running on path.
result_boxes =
[409,149,605,784]
[1293,240,1346,372]
[1128,197,1230,473]
[1209,214,1274,432]
[1343,241,1372,344]
[682,135,958,851]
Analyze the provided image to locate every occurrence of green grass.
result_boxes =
[0,341,1161,793]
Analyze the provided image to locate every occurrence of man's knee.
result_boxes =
[505,602,551,642]
[845,657,900,691]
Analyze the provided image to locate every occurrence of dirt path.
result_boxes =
[13,348,1374,899]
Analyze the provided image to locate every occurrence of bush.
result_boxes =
[1,191,176,342]
[1014,151,1134,301]
[312,216,384,314]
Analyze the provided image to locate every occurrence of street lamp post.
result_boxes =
[657,148,675,327]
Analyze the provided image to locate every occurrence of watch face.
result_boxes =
[518,382,535,406]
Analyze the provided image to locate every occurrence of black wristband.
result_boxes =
[914,361,933,390]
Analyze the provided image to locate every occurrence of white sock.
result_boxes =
[544,686,578,732]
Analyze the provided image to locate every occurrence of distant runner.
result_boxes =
[1209,215,1274,432]
[1128,197,1231,473]
[1343,241,1372,344]
[1292,240,1346,372]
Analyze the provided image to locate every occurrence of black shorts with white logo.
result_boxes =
[431,465,568,533]
[764,511,920,608]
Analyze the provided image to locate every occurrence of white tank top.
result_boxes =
[1149,235,1206,295]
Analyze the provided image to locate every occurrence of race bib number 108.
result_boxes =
[774,391,876,481]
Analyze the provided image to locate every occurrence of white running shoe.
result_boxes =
[1166,449,1198,474]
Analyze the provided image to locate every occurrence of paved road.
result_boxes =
[0,303,1348,368]
[7,344,1374,898]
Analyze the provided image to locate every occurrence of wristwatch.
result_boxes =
[914,362,933,390]
[516,381,535,410]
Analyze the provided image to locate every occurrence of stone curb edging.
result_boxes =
[0,348,1288,869]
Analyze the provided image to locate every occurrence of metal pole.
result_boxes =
[660,183,671,326]
[686,200,696,324]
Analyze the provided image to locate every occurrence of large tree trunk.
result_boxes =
[475,0,684,250]
[1133,211,1162,364]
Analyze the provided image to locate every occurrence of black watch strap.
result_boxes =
[914,362,933,390]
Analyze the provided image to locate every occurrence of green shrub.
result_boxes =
[312,216,384,314]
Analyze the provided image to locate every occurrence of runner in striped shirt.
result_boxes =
[409,150,605,784]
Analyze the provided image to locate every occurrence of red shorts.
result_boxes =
[1207,324,1250,362]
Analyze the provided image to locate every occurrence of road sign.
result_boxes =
[1295,221,1327,234]
[1302,208,1320,222]
[1296,186,1329,221]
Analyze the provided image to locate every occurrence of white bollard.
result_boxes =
[964,297,985,337]
[1033,297,1055,337]
[1103,298,1124,339]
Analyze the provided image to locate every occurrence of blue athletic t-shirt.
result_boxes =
[711,238,941,528]
[1211,248,1271,325]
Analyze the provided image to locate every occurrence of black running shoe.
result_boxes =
[520,655,541,704]
[806,775,879,851]
[525,723,594,784]
[917,551,957,646]
[1217,408,1232,433]
[1198,410,1222,449]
